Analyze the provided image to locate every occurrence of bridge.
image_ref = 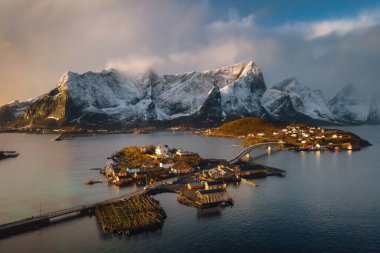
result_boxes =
[0,178,174,239]
[229,142,282,164]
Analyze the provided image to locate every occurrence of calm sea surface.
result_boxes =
[0,126,379,253]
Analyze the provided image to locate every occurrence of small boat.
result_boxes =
[0,151,19,160]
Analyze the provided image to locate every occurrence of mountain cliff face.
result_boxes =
[0,99,35,126]
[1,61,266,129]
[261,78,337,124]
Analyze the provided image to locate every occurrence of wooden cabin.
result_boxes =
[171,161,193,174]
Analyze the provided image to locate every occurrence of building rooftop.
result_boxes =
[198,189,225,195]
[206,180,224,186]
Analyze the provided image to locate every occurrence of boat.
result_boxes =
[0,151,19,160]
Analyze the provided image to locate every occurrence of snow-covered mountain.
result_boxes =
[368,98,380,124]
[261,78,337,124]
[1,61,266,129]
[0,99,36,126]
[328,83,372,124]
[1,61,378,129]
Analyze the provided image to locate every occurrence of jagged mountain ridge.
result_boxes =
[2,61,267,129]
[328,83,372,123]
[0,61,379,129]
[261,78,338,124]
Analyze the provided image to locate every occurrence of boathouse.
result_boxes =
[195,189,229,206]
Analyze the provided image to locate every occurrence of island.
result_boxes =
[195,118,371,151]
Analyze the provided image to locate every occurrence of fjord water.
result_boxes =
[0,127,379,253]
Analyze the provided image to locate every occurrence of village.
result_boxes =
[199,120,369,152]
[102,144,286,210]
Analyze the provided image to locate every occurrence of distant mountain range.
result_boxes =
[0,61,379,130]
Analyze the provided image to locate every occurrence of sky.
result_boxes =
[1,0,380,105]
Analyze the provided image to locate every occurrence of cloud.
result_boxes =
[280,9,380,40]
[106,55,165,75]
[0,1,379,104]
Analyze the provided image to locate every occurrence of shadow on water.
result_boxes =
[197,207,222,219]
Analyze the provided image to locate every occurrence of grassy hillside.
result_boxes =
[213,118,285,137]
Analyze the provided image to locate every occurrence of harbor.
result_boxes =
[0,128,377,253]
[0,141,286,239]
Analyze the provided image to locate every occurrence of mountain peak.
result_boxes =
[272,77,302,91]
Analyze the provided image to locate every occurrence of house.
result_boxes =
[133,171,147,179]
[155,144,169,156]
[204,180,226,190]
[176,149,196,156]
[186,182,204,190]
[114,174,133,185]
[208,168,228,179]
[159,159,175,169]
[127,168,141,174]
[171,161,193,174]
[208,165,233,179]
[141,160,159,170]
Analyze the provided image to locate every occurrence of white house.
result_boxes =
[159,159,175,169]
[176,149,196,156]
[155,145,169,156]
